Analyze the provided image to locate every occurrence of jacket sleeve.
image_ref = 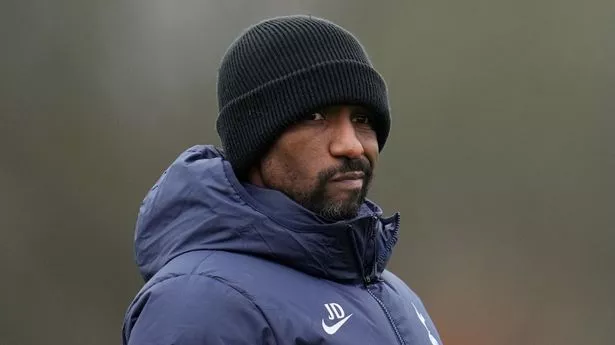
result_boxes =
[123,274,276,345]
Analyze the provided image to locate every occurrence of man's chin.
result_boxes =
[299,182,369,220]
[320,206,360,221]
[319,196,364,220]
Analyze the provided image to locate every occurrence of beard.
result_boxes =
[264,157,373,221]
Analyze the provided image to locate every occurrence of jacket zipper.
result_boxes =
[366,287,406,345]
[348,220,405,345]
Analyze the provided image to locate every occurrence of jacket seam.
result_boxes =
[207,275,279,345]
[367,287,406,345]
[149,272,279,345]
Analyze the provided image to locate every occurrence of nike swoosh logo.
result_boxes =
[321,314,353,335]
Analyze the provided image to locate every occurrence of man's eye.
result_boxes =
[352,114,370,124]
[308,112,326,121]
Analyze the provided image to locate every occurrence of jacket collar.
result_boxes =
[135,145,400,284]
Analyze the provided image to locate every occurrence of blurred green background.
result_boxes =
[1,1,614,344]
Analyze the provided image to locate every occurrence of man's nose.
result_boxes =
[329,115,364,159]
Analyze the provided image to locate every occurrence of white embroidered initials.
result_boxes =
[321,303,353,335]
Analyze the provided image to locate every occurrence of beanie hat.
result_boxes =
[215,15,391,176]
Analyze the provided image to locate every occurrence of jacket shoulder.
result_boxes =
[380,269,443,343]
[123,268,277,345]
[380,269,425,306]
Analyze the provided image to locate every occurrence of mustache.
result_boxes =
[319,157,372,182]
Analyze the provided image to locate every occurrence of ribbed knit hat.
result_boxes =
[216,15,391,177]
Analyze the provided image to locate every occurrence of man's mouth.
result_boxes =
[330,171,365,182]
[329,171,365,190]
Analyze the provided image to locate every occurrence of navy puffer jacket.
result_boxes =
[122,145,442,345]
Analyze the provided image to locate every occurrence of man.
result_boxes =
[122,15,443,345]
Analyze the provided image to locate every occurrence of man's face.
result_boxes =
[249,105,379,221]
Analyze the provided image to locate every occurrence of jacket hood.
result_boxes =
[134,145,400,283]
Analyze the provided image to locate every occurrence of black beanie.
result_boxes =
[215,15,391,176]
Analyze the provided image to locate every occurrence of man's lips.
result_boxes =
[330,171,365,182]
